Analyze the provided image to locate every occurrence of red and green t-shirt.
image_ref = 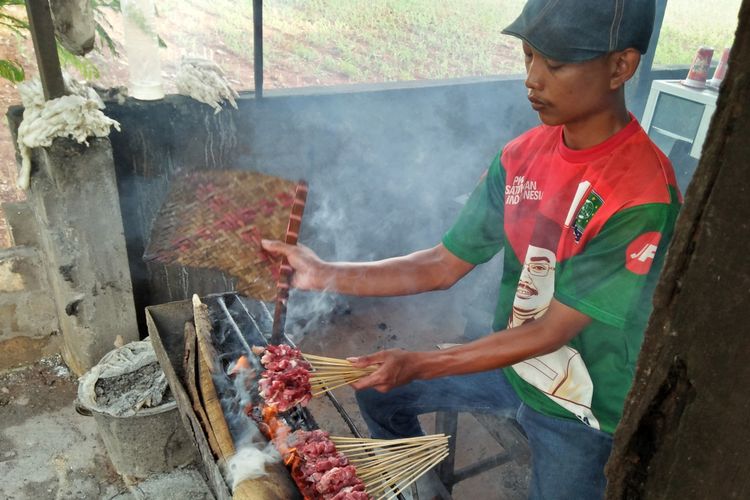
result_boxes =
[442,117,682,434]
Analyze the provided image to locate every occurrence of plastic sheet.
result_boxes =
[77,338,169,417]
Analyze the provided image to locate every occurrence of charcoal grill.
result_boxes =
[147,292,409,500]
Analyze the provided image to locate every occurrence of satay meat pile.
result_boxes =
[285,429,370,500]
[253,344,313,411]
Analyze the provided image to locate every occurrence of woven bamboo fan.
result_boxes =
[144,170,302,301]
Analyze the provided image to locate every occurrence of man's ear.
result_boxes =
[609,49,641,89]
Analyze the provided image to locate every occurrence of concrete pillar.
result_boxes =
[24,136,138,375]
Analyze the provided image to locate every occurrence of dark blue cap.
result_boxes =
[502,0,656,62]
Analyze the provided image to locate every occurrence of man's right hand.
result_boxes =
[261,239,328,290]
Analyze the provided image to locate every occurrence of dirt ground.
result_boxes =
[0,355,215,500]
[0,356,132,499]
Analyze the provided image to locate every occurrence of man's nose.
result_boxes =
[525,58,543,91]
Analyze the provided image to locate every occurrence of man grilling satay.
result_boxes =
[262,1,681,498]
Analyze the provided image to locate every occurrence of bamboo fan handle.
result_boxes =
[271,181,308,343]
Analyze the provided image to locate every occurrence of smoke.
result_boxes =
[227,442,280,488]
[263,87,533,344]
[110,61,535,337]
[284,290,342,345]
[215,354,281,487]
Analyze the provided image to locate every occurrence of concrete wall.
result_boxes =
[0,245,60,369]
[0,201,60,370]
[26,137,139,375]
[0,121,139,374]
[0,247,54,334]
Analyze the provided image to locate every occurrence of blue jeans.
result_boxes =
[355,370,613,500]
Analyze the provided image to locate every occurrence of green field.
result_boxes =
[257,0,741,84]
[655,0,740,65]
[262,0,528,81]
[7,0,744,87]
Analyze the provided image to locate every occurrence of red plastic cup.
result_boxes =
[708,47,730,89]
[682,46,714,89]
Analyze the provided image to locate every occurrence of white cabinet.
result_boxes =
[641,79,718,160]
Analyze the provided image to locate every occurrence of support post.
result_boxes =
[630,0,669,117]
[253,0,264,98]
[25,0,65,100]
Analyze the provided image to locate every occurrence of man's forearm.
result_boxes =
[414,321,563,378]
[312,245,474,296]
[349,299,591,392]
[416,300,591,378]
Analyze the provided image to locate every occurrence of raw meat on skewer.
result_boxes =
[252,345,313,411]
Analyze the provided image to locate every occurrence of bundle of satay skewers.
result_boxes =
[250,344,376,411]
[331,434,451,499]
[304,353,378,395]
[261,405,450,500]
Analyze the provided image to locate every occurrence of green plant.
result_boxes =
[58,45,100,80]
[92,0,122,55]
[0,0,127,83]
[0,59,24,82]
[0,0,27,82]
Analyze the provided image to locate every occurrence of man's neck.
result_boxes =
[562,103,631,150]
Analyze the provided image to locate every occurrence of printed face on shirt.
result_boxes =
[510,245,556,327]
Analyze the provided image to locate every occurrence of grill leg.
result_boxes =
[435,410,459,493]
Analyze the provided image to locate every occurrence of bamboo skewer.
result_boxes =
[302,353,377,397]
[310,382,358,397]
[301,353,358,363]
[330,434,447,446]
[377,450,450,500]
[321,434,451,500]
[344,443,436,460]
[363,453,446,491]
[353,442,447,472]
[371,452,449,499]
[357,445,448,479]
[333,446,447,461]
[366,447,448,494]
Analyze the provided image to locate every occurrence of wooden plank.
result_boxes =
[184,321,222,458]
[147,307,232,500]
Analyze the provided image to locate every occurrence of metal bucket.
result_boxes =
[76,397,199,477]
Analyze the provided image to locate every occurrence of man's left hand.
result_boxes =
[348,349,421,393]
